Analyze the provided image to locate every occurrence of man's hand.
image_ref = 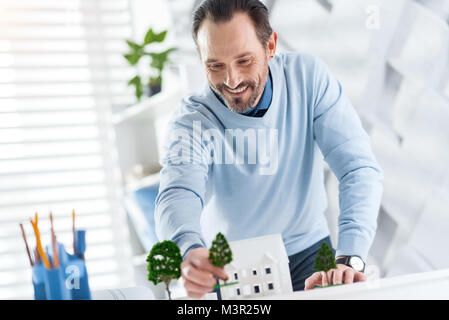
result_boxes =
[181,247,229,299]
[304,264,366,290]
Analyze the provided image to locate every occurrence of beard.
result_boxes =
[212,60,269,114]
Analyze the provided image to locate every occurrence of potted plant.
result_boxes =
[124,27,177,101]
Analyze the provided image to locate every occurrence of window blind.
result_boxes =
[0,0,135,299]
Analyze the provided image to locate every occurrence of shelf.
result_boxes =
[125,172,160,193]
[112,86,184,125]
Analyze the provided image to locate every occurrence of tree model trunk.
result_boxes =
[164,278,171,300]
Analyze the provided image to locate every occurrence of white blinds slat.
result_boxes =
[0,205,111,223]
[0,170,105,189]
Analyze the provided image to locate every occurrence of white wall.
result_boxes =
[132,0,449,278]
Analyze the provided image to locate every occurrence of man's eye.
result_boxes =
[210,64,223,70]
[239,59,250,65]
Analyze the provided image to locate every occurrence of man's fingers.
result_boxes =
[321,271,328,287]
[333,269,343,285]
[181,264,216,288]
[206,264,229,281]
[343,268,355,284]
[304,267,366,292]
[187,291,205,299]
[304,272,322,290]
[354,271,366,282]
[184,278,213,298]
[190,255,229,281]
[326,270,334,285]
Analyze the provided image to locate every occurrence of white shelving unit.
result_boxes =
[112,67,188,190]
[112,87,183,125]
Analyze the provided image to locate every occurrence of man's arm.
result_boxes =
[154,117,209,258]
[154,114,228,298]
[311,57,384,262]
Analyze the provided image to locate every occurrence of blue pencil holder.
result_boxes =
[32,230,91,300]
[43,264,72,300]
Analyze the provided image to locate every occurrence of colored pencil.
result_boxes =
[34,247,40,264]
[49,212,59,268]
[30,213,51,269]
[72,209,76,254]
[19,223,34,266]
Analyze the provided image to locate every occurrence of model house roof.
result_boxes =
[227,234,289,269]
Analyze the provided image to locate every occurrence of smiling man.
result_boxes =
[154,0,383,298]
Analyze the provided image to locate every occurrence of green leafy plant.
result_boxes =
[146,240,182,300]
[209,232,233,268]
[123,28,176,101]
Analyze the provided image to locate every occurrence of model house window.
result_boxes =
[268,283,274,290]
[234,272,238,280]
[252,269,257,276]
[265,267,271,274]
[236,288,241,296]
[254,285,260,294]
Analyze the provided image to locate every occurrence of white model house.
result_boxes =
[218,234,293,299]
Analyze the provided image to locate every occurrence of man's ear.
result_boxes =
[267,31,278,59]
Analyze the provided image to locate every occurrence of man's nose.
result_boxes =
[224,67,242,89]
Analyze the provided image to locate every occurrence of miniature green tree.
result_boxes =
[208,232,238,289]
[146,240,182,300]
[314,242,336,272]
[313,242,340,288]
[209,232,233,268]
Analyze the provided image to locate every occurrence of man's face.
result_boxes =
[197,12,275,114]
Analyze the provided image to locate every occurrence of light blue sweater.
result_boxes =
[155,52,383,261]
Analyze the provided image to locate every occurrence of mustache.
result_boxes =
[216,81,256,92]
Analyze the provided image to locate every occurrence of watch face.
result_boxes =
[349,256,364,272]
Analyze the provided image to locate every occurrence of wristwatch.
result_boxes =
[335,256,365,273]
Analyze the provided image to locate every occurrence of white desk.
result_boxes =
[255,268,449,300]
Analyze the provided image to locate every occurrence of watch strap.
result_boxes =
[335,256,365,272]
[335,256,351,266]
